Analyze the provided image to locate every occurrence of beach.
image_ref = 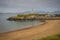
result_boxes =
[0,20,60,40]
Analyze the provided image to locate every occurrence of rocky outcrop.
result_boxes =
[7,16,38,21]
[7,14,58,21]
[7,14,40,21]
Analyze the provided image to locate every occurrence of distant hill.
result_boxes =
[51,11,60,14]
[20,11,60,14]
[35,11,46,13]
[20,11,46,14]
[0,11,60,14]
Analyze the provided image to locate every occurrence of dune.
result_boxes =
[0,20,60,40]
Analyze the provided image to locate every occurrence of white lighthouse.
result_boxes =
[32,9,34,14]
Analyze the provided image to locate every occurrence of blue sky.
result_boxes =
[0,0,60,13]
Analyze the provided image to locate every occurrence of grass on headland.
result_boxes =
[38,34,60,40]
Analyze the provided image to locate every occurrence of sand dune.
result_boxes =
[0,20,60,40]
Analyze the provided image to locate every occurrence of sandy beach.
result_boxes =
[0,20,60,40]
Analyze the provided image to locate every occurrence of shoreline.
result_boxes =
[0,20,60,40]
[0,21,45,34]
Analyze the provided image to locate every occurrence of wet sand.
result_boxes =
[0,20,60,40]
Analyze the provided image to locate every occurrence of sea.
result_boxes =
[0,13,43,33]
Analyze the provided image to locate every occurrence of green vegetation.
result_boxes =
[17,14,47,19]
[18,14,36,16]
[8,13,58,21]
[38,34,60,40]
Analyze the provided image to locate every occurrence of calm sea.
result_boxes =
[0,13,43,33]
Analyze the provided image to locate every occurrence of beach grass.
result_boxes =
[38,34,60,40]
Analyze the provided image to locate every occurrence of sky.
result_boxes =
[0,0,60,13]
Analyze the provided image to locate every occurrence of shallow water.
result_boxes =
[0,13,43,33]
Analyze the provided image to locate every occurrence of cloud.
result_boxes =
[0,0,60,13]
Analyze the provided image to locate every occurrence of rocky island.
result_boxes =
[7,13,57,21]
